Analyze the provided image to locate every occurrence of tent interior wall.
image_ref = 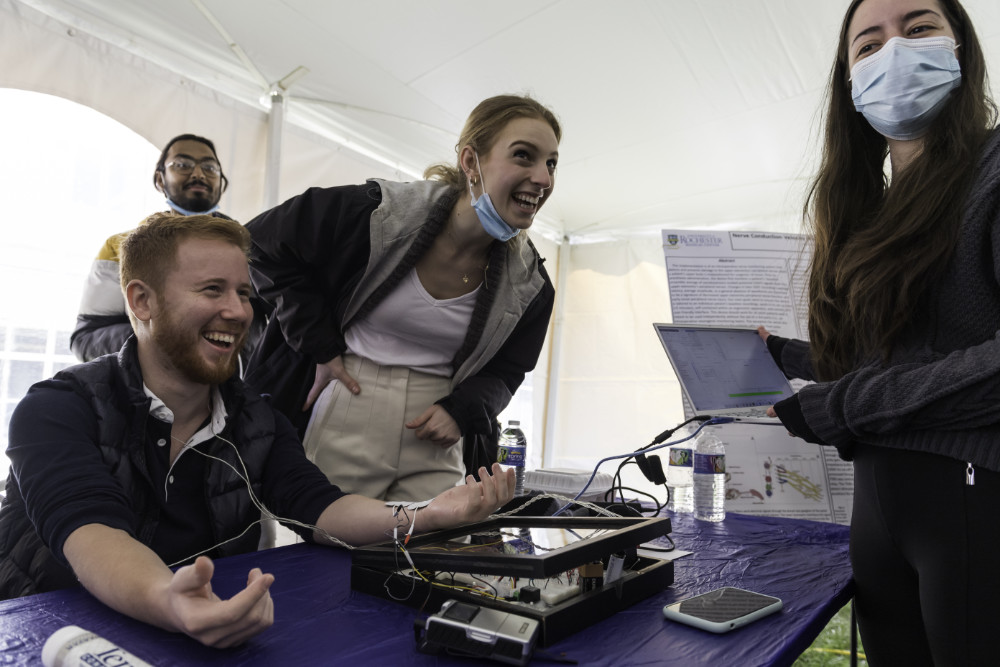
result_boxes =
[4,0,999,482]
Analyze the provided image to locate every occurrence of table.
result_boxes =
[0,512,852,666]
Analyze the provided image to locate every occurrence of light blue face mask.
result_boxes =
[469,152,519,242]
[850,35,961,141]
[166,198,220,217]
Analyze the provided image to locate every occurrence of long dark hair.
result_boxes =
[805,0,996,380]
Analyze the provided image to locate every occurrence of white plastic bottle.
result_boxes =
[42,625,153,667]
[498,420,527,496]
[666,440,694,513]
[693,429,727,522]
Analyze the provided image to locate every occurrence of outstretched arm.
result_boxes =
[314,464,515,546]
[757,325,816,381]
[63,524,274,648]
[792,330,1000,447]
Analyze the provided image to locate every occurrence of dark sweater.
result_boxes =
[771,128,1000,471]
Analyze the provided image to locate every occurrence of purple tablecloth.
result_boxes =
[0,512,852,666]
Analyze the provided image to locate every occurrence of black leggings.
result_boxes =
[851,444,1000,667]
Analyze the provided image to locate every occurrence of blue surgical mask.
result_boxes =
[469,153,519,242]
[166,198,220,217]
[850,36,961,141]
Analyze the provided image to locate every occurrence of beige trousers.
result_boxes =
[302,354,464,501]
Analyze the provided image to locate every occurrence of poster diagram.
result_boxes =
[771,457,824,501]
[725,456,823,502]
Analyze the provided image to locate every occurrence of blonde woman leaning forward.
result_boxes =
[245,94,559,502]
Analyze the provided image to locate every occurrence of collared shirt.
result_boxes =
[144,384,225,474]
[142,384,226,566]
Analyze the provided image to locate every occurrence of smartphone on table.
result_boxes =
[662,587,782,633]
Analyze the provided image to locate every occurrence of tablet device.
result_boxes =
[662,587,782,633]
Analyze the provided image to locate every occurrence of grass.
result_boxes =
[793,603,867,666]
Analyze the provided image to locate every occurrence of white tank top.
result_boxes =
[344,268,477,377]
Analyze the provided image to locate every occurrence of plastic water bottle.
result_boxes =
[498,420,527,496]
[42,625,153,667]
[693,429,726,522]
[666,440,694,513]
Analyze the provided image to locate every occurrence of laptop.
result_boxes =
[652,323,793,424]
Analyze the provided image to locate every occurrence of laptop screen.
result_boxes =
[653,324,794,412]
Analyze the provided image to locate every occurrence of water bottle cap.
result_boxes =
[43,626,90,667]
[508,420,520,426]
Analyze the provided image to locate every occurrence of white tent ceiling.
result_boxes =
[9,0,999,242]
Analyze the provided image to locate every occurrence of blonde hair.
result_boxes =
[424,94,561,187]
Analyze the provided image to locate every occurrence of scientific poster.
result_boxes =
[662,230,853,525]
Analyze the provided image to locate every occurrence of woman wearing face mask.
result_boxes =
[244,94,559,502]
[757,0,999,663]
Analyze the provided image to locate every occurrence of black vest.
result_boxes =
[0,338,277,599]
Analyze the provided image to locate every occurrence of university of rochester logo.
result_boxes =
[665,232,723,249]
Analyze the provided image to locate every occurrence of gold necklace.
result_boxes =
[444,222,490,287]
[462,262,489,285]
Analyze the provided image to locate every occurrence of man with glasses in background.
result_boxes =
[70,134,266,362]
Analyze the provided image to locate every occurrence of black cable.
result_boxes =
[615,485,666,515]
[646,415,712,449]
[604,471,665,517]
[609,416,711,512]
[607,460,638,505]
[640,534,676,552]
[607,463,660,516]
[606,463,662,515]
[555,416,717,516]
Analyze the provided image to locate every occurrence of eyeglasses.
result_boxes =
[166,158,222,176]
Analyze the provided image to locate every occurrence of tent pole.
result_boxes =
[264,90,284,210]
[260,94,283,553]
[542,235,571,468]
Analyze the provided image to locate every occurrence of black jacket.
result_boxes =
[0,339,280,599]
[244,180,554,475]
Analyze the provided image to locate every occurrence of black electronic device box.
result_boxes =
[351,515,669,577]
[351,515,674,645]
